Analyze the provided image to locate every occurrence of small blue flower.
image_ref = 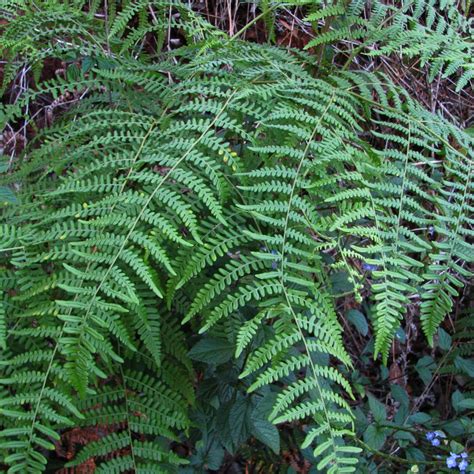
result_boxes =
[269,249,279,269]
[458,459,469,472]
[460,453,468,459]
[362,263,378,272]
[447,453,459,469]
[431,437,441,447]
[426,432,436,441]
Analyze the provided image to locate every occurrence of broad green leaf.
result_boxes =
[188,337,234,364]
[250,418,280,454]
[455,357,474,377]
[408,412,431,424]
[391,384,408,408]
[363,425,386,450]
[457,399,474,410]
[437,327,452,351]
[0,186,18,205]
[346,309,369,336]
[228,396,252,447]
[368,394,386,423]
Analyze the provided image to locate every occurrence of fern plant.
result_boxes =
[262,0,473,94]
[0,1,472,472]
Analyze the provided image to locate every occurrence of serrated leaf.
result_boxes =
[228,396,252,446]
[205,441,225,470]
[363,425,386,450]
[368,394,386,423]
[251,418,280,454]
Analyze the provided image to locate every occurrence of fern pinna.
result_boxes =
[0,1,473,472]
